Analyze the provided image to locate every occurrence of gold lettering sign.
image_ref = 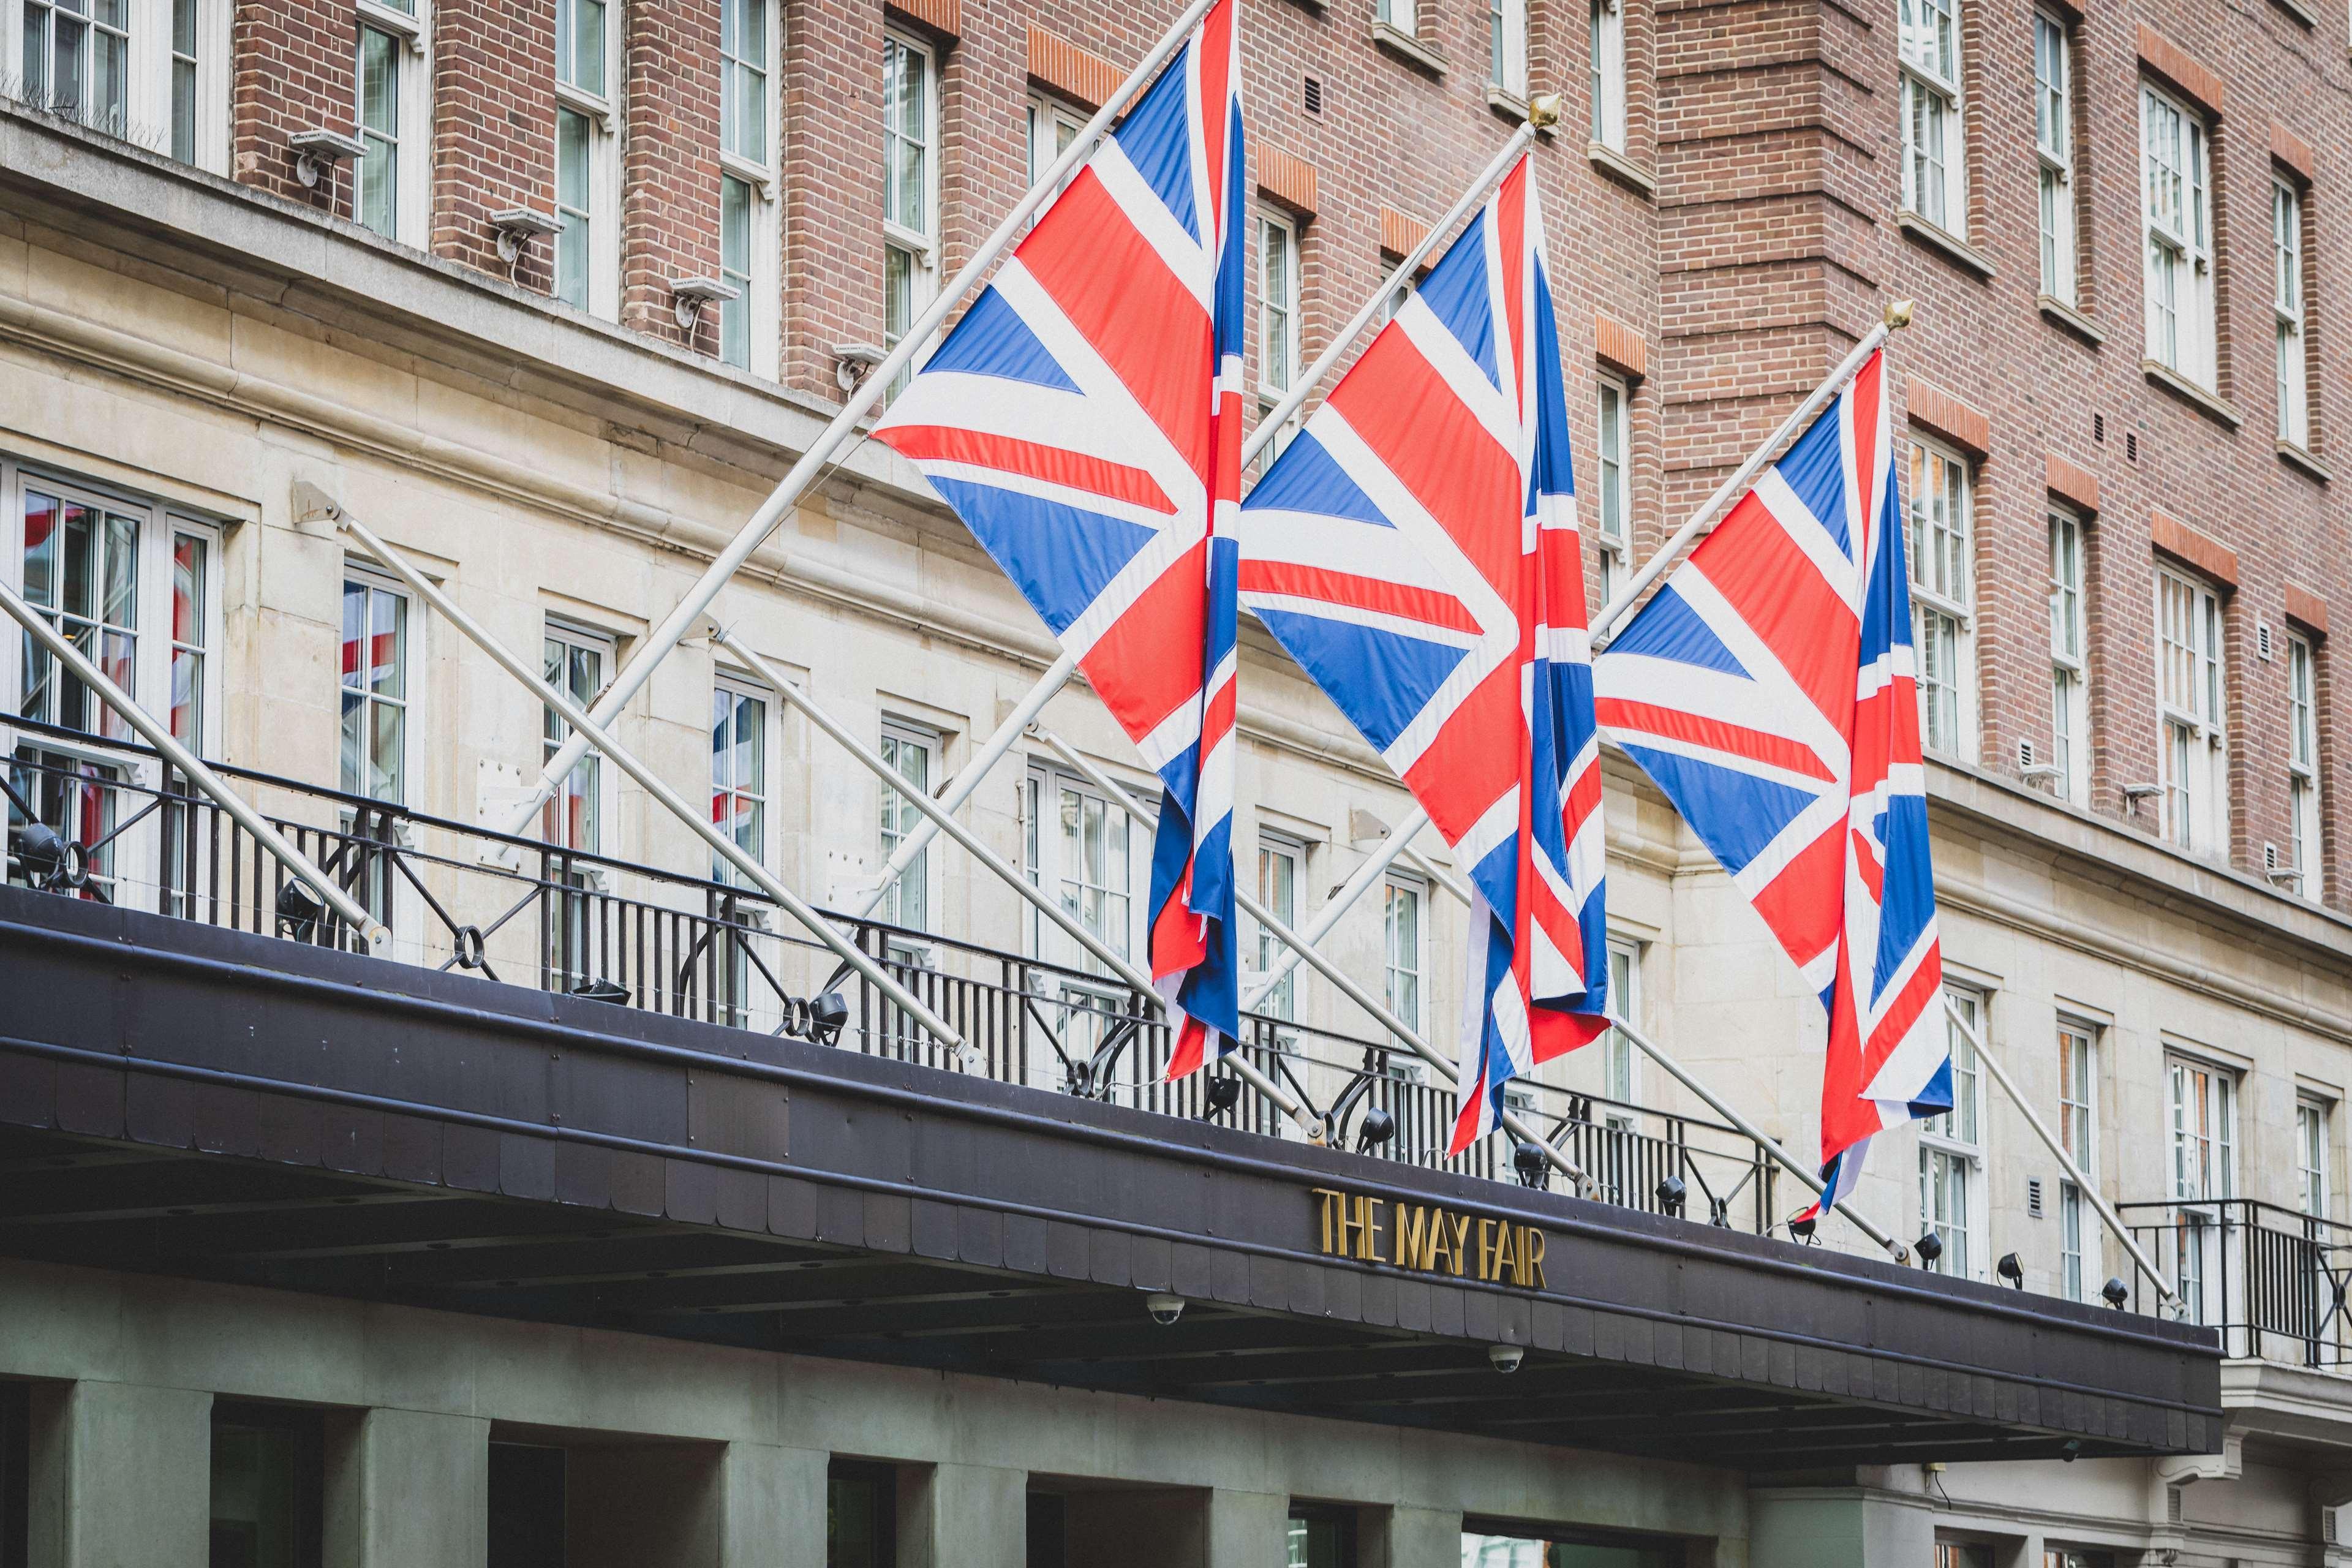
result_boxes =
[1312,1188,1547,1289]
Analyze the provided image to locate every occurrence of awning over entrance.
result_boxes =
[0,887,2221,1471]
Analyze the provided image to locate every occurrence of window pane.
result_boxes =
[357,28,399,238]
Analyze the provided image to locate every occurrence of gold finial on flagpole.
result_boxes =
[1884,298,1917,330]
[1527,93,1562,130]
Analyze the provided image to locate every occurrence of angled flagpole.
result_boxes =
[1589,301,1915,646]
[843,103,1559,924]
[1031,724,1593,1189]
[1943,998,2180,1314]
[706,624,1318,1133]
[317,498,971,1057]
[499,0,1228,845]
[0,570,389,951]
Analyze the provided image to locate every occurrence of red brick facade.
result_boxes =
[194,0,2352,910]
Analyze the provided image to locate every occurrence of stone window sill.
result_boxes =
[2141,358,2242,429]
[1369,21,1446,77]
[1897,211,1995,281]
[2279,440,2332,483]
[1588,140,1657,197]
[2037,294,2103,346]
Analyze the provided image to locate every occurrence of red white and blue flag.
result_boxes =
[872,0,1246,1078]
[1590,352,1949,1216]
[1234,157,1608,1155]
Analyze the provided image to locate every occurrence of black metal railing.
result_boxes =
[2,718,1776,1228]
[2119,1197,2352,1364]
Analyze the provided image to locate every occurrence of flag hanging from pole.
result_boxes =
[1233,156,1609,1153]
[872,0,1246,1079]
[1589,350,1950,1216]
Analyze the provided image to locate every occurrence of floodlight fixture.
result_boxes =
[1354,1106,1396,1153]
[1996,1252,2025,1288]
[276,878,324,943]
[1512,1139,1548,1188]
[1654,1175,1688,1216]
[1914,1231,1945,1268]
[2101,1276,2130,1309]
[570,977,630,1005]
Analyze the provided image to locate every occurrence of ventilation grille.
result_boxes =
[2127,431,2139,462]
[2168,1485,2185,1525]
[2093,412,2106,443]
[2027,1177,2044,1217]
[2259,621,2275,661]
[2266,842,2282,873]
[2326,1509,2338,1545]
[1303,75,1323,115]
[2018,739,2037,770]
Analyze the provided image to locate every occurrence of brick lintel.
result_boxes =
[2151,509,2240,588]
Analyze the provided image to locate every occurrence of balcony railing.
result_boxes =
[2120,1197,2352,1366]
[2,718,1778,1230]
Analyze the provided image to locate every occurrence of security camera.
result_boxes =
[1488,1343,1525,1374]
[1145,1292,1185,1327]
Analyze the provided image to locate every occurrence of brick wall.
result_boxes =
[192,0,2352,913]
[431,0,557,285]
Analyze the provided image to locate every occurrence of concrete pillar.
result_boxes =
[897,1460,1027,1568]
[28,1379,212,1568]
[1205,1488,1290,1568]
[719,1442,827,1568]
[1365,1505,1464,1568]
[323,1407,488,1568]
[1747,1487,1931,1568]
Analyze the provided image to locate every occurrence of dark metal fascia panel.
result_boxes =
[0,889,2223,1449]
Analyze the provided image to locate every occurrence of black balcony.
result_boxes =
[2120,1197,2352,1366]
[3,718,1777,1229]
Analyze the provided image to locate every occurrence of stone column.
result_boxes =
[324,1407,489,1568]
[895,1460,1027,1568]
[1365,1504,1464,1568]
[1204,1488,1290,1568]
[29,1379,213,1568]
[719,1442,827,1568]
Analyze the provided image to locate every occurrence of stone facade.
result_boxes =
[4,0,2352,1561]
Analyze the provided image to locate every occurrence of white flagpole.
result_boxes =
[1944,998,2181,1314]
[499,0,1229,843]
[843,103,1559,922]
[1589,300,1915,647]
[329,506,973,1057]
[1031,725,1594,1189]
[0,571,389,951]
[707,625,1318,1131]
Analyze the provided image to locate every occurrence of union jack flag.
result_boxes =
[1590,351,1950,1215]
[1234,157,1608,1155]
[872,0,1245,1077]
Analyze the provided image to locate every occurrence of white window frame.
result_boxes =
[882,29,939,400]
[339,566,413,808]
[1918,987,1984,1280]
[3,462,224,914]
[2290,631,2321,896]
[878,718,940,940]
[1587,0,1623,151]
[2155,565,2228,858]
[1374,0,1414,36]
[1601,937,1641,1129]
[2034,10,2074,305]
[2165,1050,2237,1322]
[1898,0,1965,238]
[2300,1097,2333,1221]
[1249,829,1305,1023]
[551,0,619,322]
[1487,0,1524,98]
[1024,90,1086,212]
[2141,83,2215,389]
[1384,870,1426,1039]
[353,0,431,247]
[540,619,614,858]
[1907,437,1974,761]
[710,673,771,887]
[714,0,777,375]
[2275,178,2310,450]
[2056,1018,2097,1302]
[1256,206,1302,468]
[2,0,228,171]
[1595,376,1631,608]
[2047,507,2088,805]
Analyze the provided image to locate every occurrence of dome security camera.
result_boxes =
[1488,1343,1525,1374]
[1145,1293,1186,1327]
